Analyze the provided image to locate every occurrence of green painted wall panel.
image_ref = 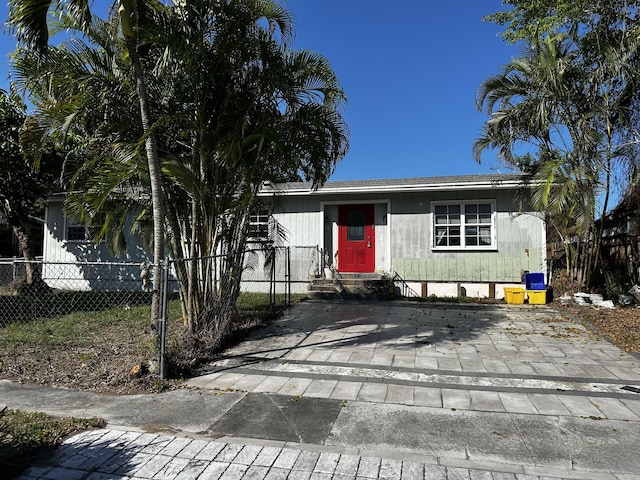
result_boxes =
[395,247,543,283]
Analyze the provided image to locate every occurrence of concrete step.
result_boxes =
[336,272,384,280]
[308,275,391,300]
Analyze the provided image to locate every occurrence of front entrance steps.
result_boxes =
[308,272,391,300]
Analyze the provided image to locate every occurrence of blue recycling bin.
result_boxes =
[524,273,546,291]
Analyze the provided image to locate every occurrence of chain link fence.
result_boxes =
[0,245,320,329]
[0,257,30,287]
[0,258,155,327]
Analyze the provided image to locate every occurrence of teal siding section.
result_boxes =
[390,190,545,283]
[395,250,544,283]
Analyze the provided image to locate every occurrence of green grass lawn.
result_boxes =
[0,408,105,478]
[1,292,304,353]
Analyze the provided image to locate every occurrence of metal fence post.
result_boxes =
[287,246,291,306]
[270,246,276,309]
[158,258,170,379]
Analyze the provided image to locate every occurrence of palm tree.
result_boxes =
[11,0,349,350]
[483,1,640,291]
[12,8,177,319]
[155,0,348,341]
[9,0,166,329]
[474,35,607,288]
[117,1,166,329]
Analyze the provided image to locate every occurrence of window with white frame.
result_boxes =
[247,210,271,242]
[66,219,88,241]
[432,201,496,249]
[66,219,98,242]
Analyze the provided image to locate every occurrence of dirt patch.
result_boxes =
[0,327,178,395]
[553,300,640,354]
[0,313,275,395]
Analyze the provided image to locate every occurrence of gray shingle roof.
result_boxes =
[261,173,529,195]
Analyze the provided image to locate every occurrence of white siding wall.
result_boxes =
[272,197,322,248]
[43,200,151,290]
[374,203,389,273]
[44,199,150,264]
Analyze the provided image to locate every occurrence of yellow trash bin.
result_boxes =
[504,287,525,305]
[526,290,547,304]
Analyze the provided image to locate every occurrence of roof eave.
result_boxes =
[258,179,529,196]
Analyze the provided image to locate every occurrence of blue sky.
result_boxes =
[286,1,520,181]
[0,1,519,182]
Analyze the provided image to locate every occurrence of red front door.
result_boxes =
[338,204,375,273]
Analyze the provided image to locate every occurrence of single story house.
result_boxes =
[258,173,546,298]
[42,173,546,298]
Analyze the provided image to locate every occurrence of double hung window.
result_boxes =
[66,220,94,242]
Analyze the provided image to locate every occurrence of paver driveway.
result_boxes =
[187,300,640,476]
[190,300,640,403]
[6,299,640,480]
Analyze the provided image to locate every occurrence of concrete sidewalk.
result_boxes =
[3,299,640,479]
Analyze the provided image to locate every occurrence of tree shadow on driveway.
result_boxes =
[200,300,520,373]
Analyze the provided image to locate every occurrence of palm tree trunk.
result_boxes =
[187,196,198,332]
[124,35,165,329]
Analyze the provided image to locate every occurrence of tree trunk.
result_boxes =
[588,144,613,291]
[0,202,39,283]
[124,35,165,330]
[187,197,198,332]
[11,219,38,283]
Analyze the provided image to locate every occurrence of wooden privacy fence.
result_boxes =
[548,231,640,293]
